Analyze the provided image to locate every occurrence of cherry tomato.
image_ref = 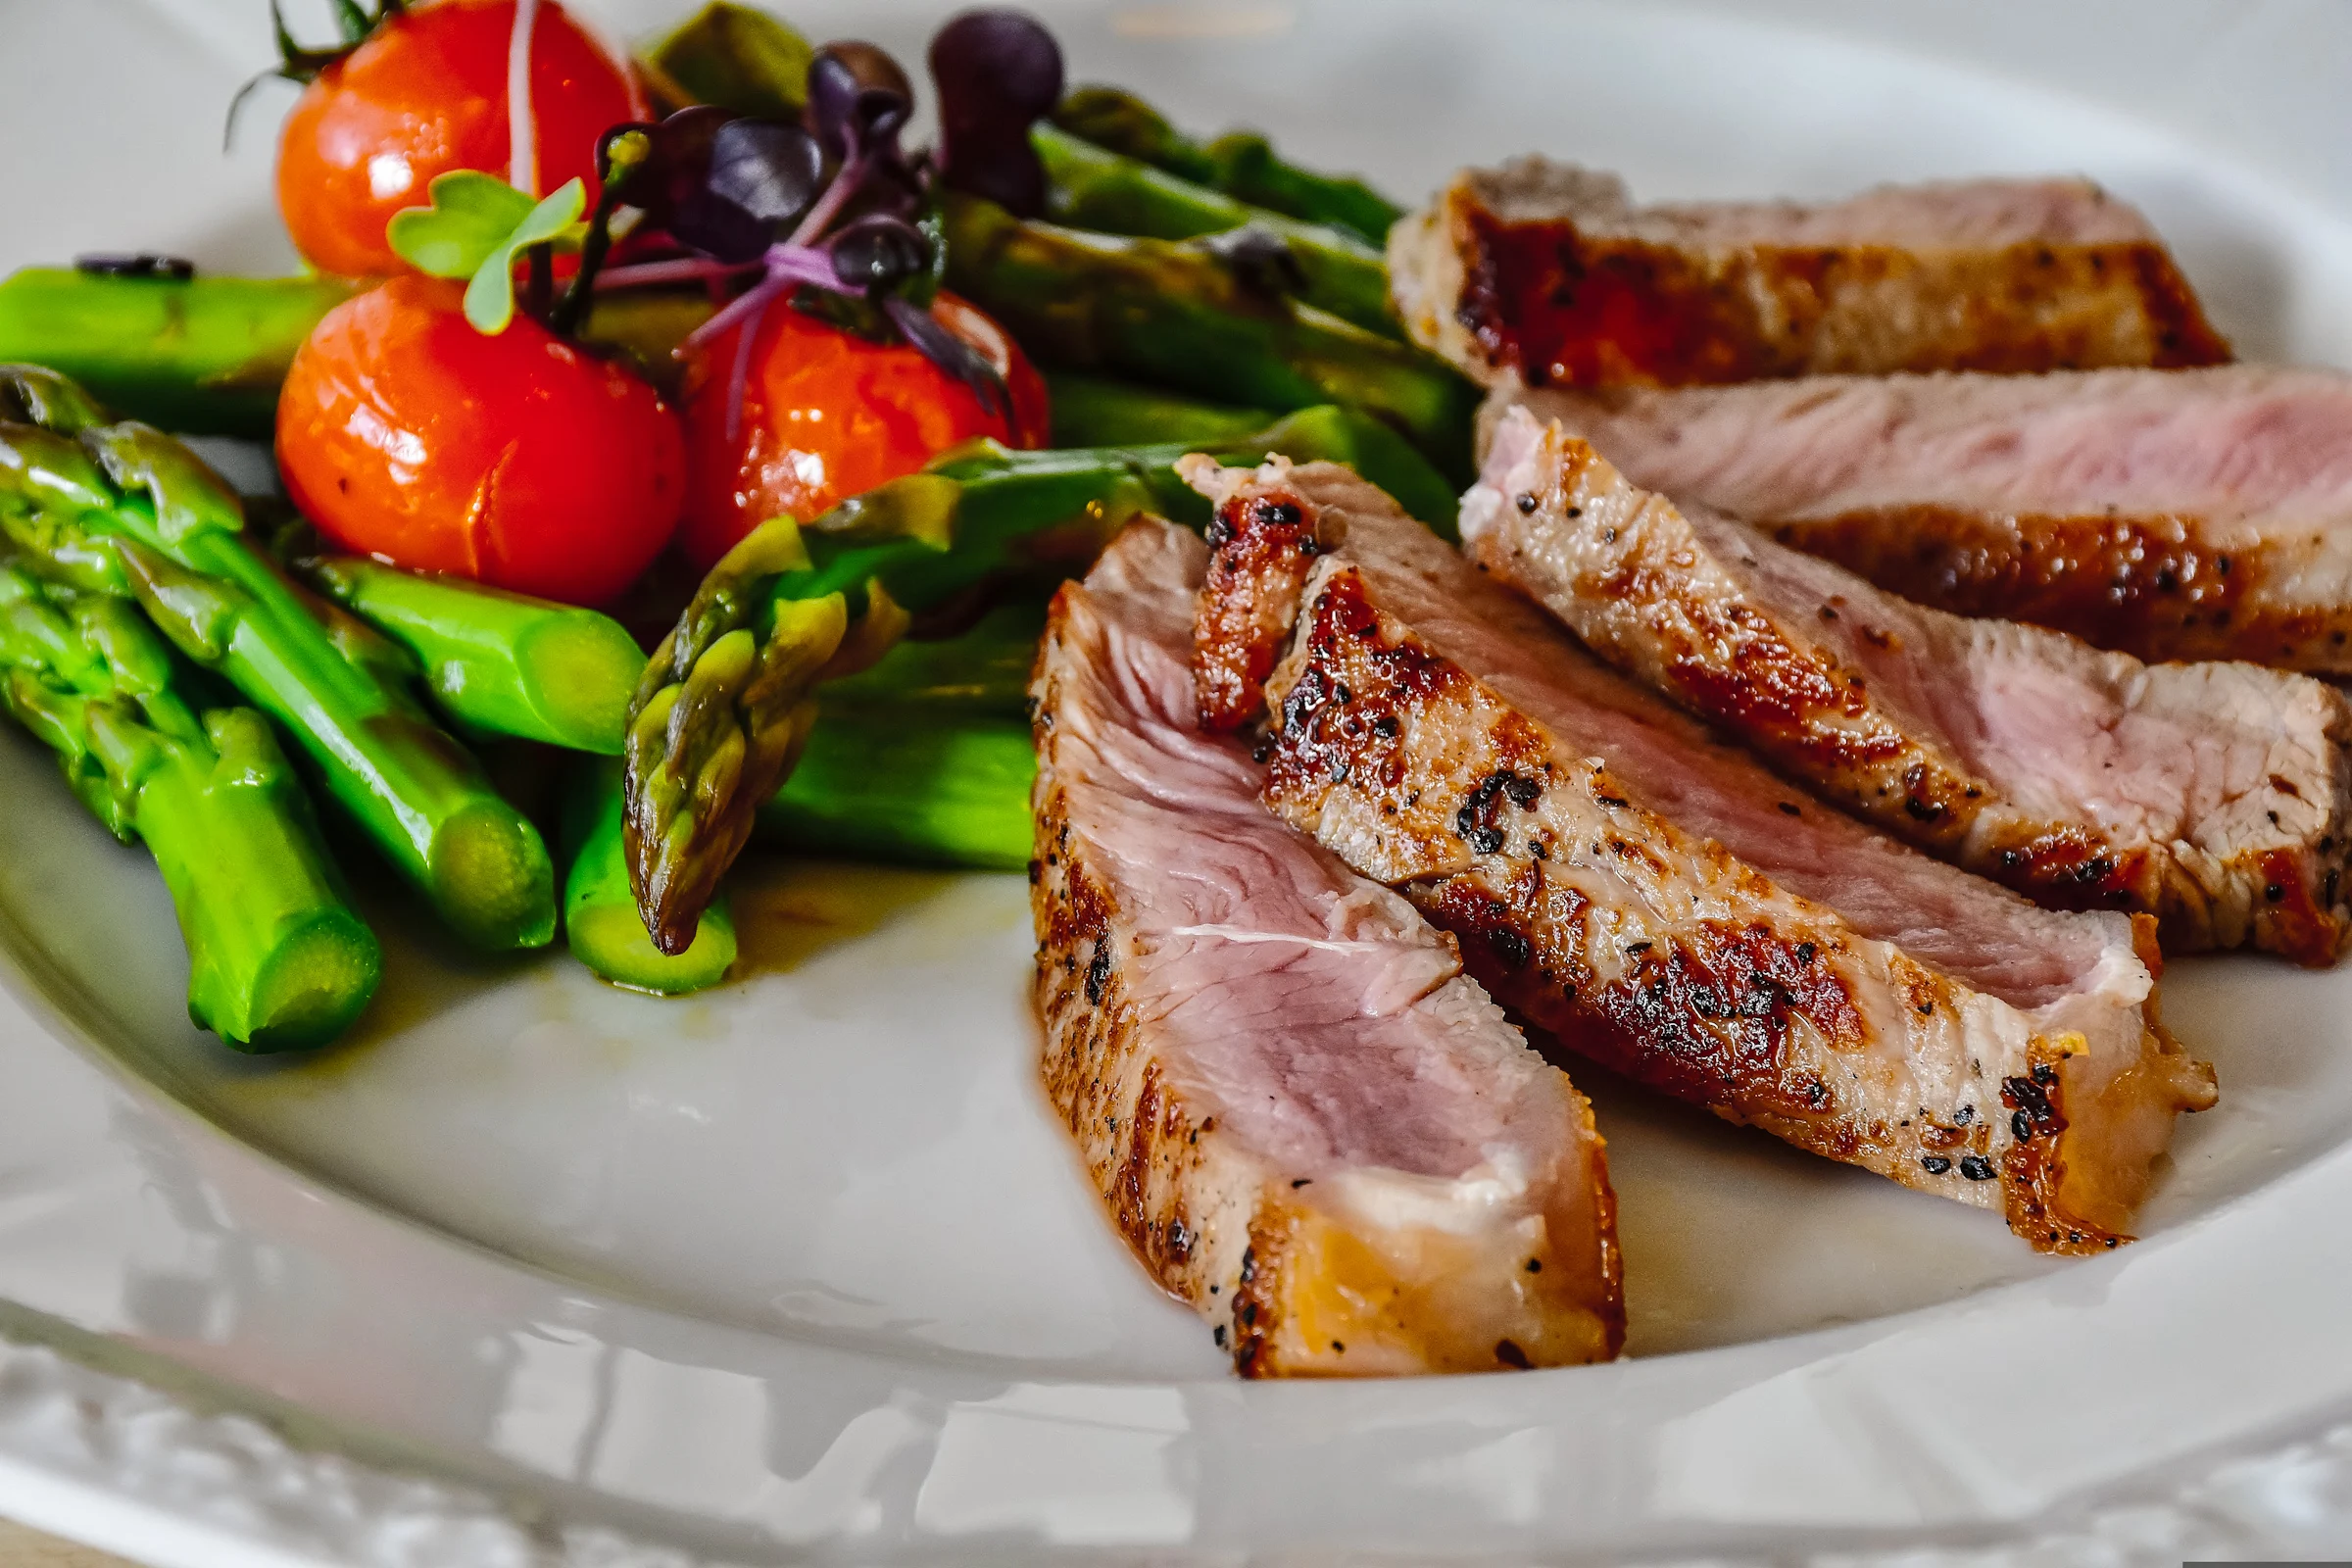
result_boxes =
[277,274,684,606]
[277,0,647,278]
[678,292,1052,570]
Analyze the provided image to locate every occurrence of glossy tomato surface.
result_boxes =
[278,275,684,606]
[277,0,646,278]
[678,292,1052,570]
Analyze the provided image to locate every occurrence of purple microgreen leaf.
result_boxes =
[804,41,913,164]
[928,8,1063,218]
[883,294,1010,423]
[826,214,931,292]
[673,120,826,265]
[599,106,732,226]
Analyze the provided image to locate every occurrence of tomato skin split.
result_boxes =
[278,275,685,608]
[677,292,1052,571]
[276,0,646,279]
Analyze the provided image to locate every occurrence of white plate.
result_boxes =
[1,1,2351,1562]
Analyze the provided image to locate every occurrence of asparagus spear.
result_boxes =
[0,270,353,438]
[579,605,1045,985]
[819,599,1043,716]
[0,366,556,951]
[941,192,1476,477]
[289,545,644,754]
[642,2,811,120]
[624,405,1453,950]
[1043,371,1276,449]
[577,290,714,396]
[564,757,737,994]
[1052,86,1404,248]
[758,708,1033,871]
[0,561,379,1049]
[0,269,712,427]
[1032,123,1397,338]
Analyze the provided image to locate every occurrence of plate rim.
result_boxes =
[4,0,2352,1562]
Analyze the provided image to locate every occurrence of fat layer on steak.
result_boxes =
[1493,367,2352,673]
[1029,519,1621,1376]
[1182,455,2217,1252]
[1463,405,2352,964]
[1392,158,2229,391]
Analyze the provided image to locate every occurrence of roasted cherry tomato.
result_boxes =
[678,292,1051,570]
[277,274,684,606]
[277,0,647,278]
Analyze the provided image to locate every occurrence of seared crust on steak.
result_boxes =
[1464,407,2352,964]
[1031,520,1621,1375]
[1392,158,2229,391]
[1181,456,2216,1250]
[1494,368,2352,674]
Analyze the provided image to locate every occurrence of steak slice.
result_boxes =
[1031,518,1621,1376]
[1464,405,2352,964]
[1393,158,2229,391]
[1494,367,2352,672]
[1183,456,2216,1252]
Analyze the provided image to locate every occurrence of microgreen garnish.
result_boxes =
[386,172,586,334]
[573,11,1075,424]
[682,120,827,263]
[930,10,1065,219]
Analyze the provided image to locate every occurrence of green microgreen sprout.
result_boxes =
[385,172,587,335]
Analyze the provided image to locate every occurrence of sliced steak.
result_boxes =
[1464,405,2352,964]
[1495,367,2352,672]
[1393,158,2229,391]
[1183,456,2216,1252]
[1031,519,1621,1376]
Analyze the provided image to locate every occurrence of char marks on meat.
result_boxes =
[1030,519,1621,1375]
[1464,406,2352,964]
[1392,159,2229,391]
[1181,455,2216,1252]
[1496,368,2352,673]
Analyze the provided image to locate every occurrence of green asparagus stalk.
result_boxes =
[0,365,556,951]
[289,545,644,754]
[941,192,1476,477]
[577,290,715,396]
[0,270,353,438]
[0,269,713,427]
[1052,87,1404,248]
[819,599,1043,716]
[642,2,811,120]
[624,405,1452,950]
[1032,123,1397,338]
[0,561,379,1049]
[1044,371,1277,449]
[758,709,1033,870]
[564,756,737,994]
